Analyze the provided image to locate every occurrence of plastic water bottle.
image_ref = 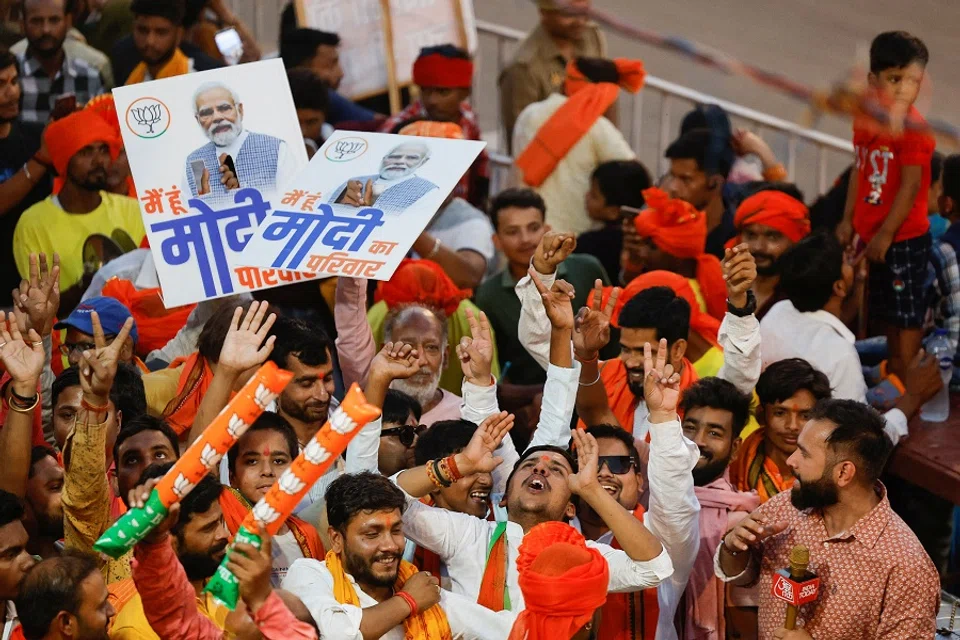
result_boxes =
[920,329,954,422]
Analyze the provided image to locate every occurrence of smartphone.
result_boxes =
[222,154,237,180]
[190,159,206,190]
[51,93,77,120]
[619,205,642,221]
[215,27,243,65]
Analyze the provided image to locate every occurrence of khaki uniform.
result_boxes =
[497,23,606,151]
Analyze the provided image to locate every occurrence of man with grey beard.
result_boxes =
[383,305,462,426]
[183,81,300,201]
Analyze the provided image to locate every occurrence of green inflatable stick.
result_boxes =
[204,525,263,610]
[93,490,169,559]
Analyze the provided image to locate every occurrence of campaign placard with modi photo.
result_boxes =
[112,59,312,307]
[239,131,486,281]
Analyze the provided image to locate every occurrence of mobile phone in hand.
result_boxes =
[51,93,77,120]
[619,206,642,221]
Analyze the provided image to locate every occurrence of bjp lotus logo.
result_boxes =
[325,136,368,162]
[126,97,171,139]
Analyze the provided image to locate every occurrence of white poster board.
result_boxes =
[296,0,477,100]
[240,131,485,280]
[112,59,312,308]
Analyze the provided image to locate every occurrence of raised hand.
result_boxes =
[573,280,620,360]
[530,268,575,331]
[78,311,134,402]
[229,526,274,614]
[131,478,182,545]
[567,428,601,497]
[456,411,514,475]
[722,243,757,309]
[457,308,494,385]
[370,341,421,383]
[532,231,576,275]
[0,312,44,395]
[643,338,681,422]
[12,252,60,337]
[217,302,277,375]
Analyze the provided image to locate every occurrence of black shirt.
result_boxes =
[0,119,52,294]
[110,38,224,86]
[576,222,623,286]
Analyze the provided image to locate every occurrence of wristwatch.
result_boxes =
[727,290,757,317]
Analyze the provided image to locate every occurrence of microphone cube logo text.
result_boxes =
[772,570,821,606]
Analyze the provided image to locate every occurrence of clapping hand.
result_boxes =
[217,302,277,376]
[457,308,494,386]
[370,341,421,383]
[530,269,575,331]
[12,253,60,337]
[532,231,576,275]
[0,311,44,396]
[643,338,681,423]
[722,243,757,309]
[456,411,514,475]
[573,280,619,360]
[78,311,134,403]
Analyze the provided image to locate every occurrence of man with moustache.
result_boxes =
[13,110,143,305]
[727,186,810,319]
[16,0,105,123]
[332,142,439,215]
[731,359,831,503]
[183,81,298,200]
[715,400,939,639]
[283,472,513,639]
[0,490,39,640]
[678,377,760,640]
[23,447,63,560]
[110,467,232,638]
[760,232,941,446]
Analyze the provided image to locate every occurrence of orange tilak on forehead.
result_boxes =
[540,455,551,463]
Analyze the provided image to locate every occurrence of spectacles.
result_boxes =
[598,456,636,475]
[59,341,97,357]
[381,424,426,447]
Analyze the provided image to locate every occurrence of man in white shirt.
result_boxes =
[760,232,941,445]
[183,81,301,202]
[282,472,514,640]
[517,232,762,440]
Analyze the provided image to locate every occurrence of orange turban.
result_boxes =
[729,190,810,246]
[375,259,471,316]
[517,57,645,188]
[508,522,609,640]
[612,271,720,347]
[633,187,727,320]
[398,121,465,139]
[84,94,122,140]
[45,109,120,178]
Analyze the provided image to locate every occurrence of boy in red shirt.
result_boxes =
[837,31,935,382]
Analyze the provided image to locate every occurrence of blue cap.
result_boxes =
[55,297,138,344]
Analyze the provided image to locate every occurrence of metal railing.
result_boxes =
[228,2,853,196]
[473,19,854,197]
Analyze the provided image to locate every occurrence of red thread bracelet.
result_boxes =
[445,455,462,482]
[396,591,418,616]
[81,397,109,413]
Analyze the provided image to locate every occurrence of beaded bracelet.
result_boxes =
[432,458,453,487]
[425,460,444,489]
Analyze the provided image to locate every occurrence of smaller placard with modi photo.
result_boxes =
[112,59,312,308]
[240,131,486,281]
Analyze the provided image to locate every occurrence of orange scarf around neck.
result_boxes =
[220,488,324,559]
[162,352,213,437]
[126,47,190,85]
[516,58,645,187]
[326,550,452,640]
[729,428,794,503]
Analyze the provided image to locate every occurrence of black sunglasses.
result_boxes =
[381,424,426,447]
[598,455,636,475]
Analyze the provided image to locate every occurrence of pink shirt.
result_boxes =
[132,537,317,640]
[421,389,464,427]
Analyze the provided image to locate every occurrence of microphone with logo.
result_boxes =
[771,545,820,630]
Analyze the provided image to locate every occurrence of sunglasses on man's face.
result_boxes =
[598,455,636,475]
[380,424,426,447]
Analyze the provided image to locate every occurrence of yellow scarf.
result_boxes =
[325,550,452,640]
[125,48,191,85]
